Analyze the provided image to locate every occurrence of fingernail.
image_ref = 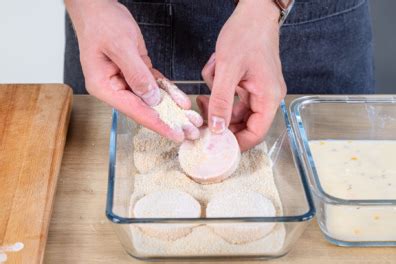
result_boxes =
[142,85,161,106]
[210,116,226,134]
[183,124,200,140]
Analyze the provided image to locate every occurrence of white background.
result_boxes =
[0,1,394,92]
[0,0,65,83]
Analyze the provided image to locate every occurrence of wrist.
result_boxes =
[65,0,117,35]
[65,0,116,10]
[236,0,280,22]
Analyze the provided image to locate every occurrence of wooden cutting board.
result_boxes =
[0,84,72,263]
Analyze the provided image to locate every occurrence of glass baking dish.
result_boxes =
[290,95,396,247]
[106,82,315,261]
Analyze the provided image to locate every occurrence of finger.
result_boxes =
[184,110,204,128]
[114,90,185,142]
[157,78,191,110]
[236,86,250,105]
[105,38,160,107]
[134,23,162,79]
[182,123,200,140]
[82,48,184,142]
[235,115,266,152]
[138,48,166,81]
[208,60,243,134]
[140,56,179,112]
[150,68,165,80]
[231,101,250,124]
[199,94,248,125]
[109,74,128,91]
[235,98,279,151]
[201,53,216,90]
[81,51,120,93]
[196,95,209,121]
[229,123,246,134]
[81,49,183,142]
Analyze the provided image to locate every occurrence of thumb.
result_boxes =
[208,61,242,134]
[106,39,160,107]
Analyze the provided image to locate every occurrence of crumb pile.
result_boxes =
[129,126,285,256]
[152,89,189,130]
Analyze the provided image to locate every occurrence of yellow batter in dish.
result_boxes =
[310,140,396,242]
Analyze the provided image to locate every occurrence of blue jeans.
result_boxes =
[64,0,375,94]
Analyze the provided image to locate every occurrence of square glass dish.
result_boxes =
[290,95,396,247]
[106,82,315,261]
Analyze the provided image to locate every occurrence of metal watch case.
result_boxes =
[274,0,295,25]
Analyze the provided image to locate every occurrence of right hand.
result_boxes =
[197,0,286,151]
[65,0,197,142]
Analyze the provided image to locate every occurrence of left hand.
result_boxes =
[197,0,287,151]
[65,0,199,142]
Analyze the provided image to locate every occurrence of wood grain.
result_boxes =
[0,84,72,264]
[44,95,396,264]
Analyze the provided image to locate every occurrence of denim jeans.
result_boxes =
[64,0,375,94]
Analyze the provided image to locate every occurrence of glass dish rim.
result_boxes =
[290,95,396,206]
[105,91,316,224]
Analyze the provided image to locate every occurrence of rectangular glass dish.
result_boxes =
[290,95,396,247]
[106,83,315,261]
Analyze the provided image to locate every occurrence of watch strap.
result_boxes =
[234,0,295,26]
[274,0,295,25]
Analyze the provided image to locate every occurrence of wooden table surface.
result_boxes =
[0,84,72,264]
[44,95,396,264]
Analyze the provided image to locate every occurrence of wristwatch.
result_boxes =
[234,0,295,26]
[274,0,295,25]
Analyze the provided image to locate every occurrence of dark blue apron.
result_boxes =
[64,0,375,95]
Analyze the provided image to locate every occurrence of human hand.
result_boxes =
[197,0,286,151]
[65,0,201,141]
